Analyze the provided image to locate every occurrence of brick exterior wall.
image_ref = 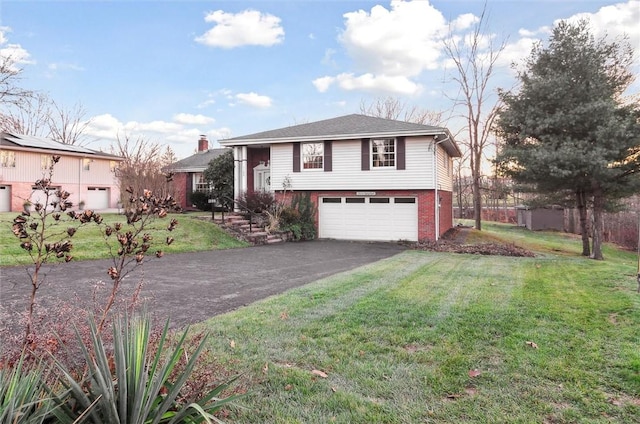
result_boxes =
[275,189,454,241]
[172,172,191,210]
[438,190,453,238]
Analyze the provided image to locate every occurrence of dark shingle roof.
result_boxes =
[169,148,228,172]
[0,132,123,159]
[220,114,461,156]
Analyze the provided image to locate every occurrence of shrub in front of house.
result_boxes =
[278,193,317,241]
[189,191,212,211]
[240,190,276,214]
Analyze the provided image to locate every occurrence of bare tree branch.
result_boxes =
[0,92,51,136]
[0,55,32,107]
[359,96,443,125]
[442,4,506,230]
[47,100,93,145]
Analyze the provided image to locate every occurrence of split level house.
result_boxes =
[219,114,462,242]
[168,135,228,210]
[0,133,124,212]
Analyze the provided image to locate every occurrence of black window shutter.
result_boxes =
[361,139,370,171]
[396,137,406,170]
[324,141,332,172]
[293,142,301,172]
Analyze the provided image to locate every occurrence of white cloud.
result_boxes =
[84,113,232,158]
[48,62,84,72]
[235,92,273,108]
[173,113,215,125]
[497,37,539,69]
[451,13,479,31]
[0,27,34,71]
[561,0,640,53]
[502,0,640,70]
[314,72,422,95]
[0,26,8,44]
[340,0,447,77]
[312,76,335,93]
[195,9,284,48]
[321,48,337,67]
[127,120,183,133]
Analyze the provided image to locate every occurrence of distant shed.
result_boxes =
[516,206,564,231]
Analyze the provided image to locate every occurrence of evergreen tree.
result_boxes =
[496,20,640,260]
[203,149,234,211]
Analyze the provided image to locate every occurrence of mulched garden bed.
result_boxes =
[406,226,536,257]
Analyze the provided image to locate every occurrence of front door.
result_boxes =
[253,163,270,192]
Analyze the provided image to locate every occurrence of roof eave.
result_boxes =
[0,143,125,160]
[220,129,448,147]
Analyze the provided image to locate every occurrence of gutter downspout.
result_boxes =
[433,135,450,241]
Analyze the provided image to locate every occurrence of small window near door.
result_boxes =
[394,198,416,204]
[322,198,342,203]
[370,198,390,204]
[346,198,365,204]
[83,158,91,171]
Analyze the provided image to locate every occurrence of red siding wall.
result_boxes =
[246,148,270,193]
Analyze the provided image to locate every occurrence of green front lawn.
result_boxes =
[194,224,639,423]
[0,211,247,266]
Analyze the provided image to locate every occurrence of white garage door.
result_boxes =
[0,185,10,212]
[87,187,110,209]
[31,188,60,211]
[319,196,418,241]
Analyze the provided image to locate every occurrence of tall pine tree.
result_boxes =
[496,20,640,260]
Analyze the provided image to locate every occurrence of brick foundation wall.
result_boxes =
[274,189,454,242]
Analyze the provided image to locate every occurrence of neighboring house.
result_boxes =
[219,114,462,242]
[0,132,123,212]
[168,135,228,210]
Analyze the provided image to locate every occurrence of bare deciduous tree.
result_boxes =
[0,91,93,146]
[0,92,50,136]
[111,134,174,202]
[47,100,93,145]
[359,96,443,125]
[0,55,31,107]
[442,5,506,231]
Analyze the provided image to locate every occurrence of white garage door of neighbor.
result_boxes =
[31,188,60,211]
[0,185,10,212]
[319,196,418,241]
[87,187,110,209]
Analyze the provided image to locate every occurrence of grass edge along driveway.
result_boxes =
[195,235,639,423]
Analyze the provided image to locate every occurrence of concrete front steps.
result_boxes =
[214,213,286,245]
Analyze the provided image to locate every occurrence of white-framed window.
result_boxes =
[83,158,91,171]
[0,150,15,168]
[302,142,323,169]
[194,173,211,192]
[110,160,118,173]
[41,155,53,170]
[371,138,395,168]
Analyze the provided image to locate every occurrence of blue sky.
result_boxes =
[1,0,638,159]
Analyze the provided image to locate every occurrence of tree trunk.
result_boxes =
[473,175,482,230]
[576,190,590,257]
[591,186,604,260]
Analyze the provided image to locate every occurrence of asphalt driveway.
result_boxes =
[0,240,405,328]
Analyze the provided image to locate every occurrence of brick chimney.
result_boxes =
[198,135,209,152]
